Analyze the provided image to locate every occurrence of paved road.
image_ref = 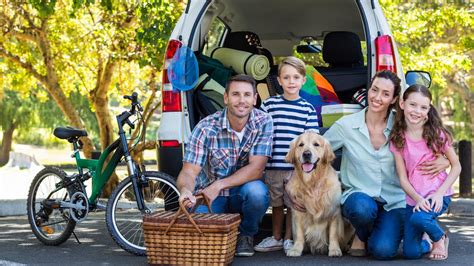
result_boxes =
[0,212,473,265]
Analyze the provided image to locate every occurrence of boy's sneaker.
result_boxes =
[283,239,294,252]
[254,236,283,252]
[235,235,255,257]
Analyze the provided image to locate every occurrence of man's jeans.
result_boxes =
[195,180,269,237]
[342,192,405,260]
[403,196,451,259]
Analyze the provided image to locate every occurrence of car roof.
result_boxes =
[214,0,366,56]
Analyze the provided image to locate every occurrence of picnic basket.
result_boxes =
[143,194,241,265]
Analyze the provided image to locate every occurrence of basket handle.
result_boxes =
[164,193,212,235]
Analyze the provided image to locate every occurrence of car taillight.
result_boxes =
[162,90,182,112]
[159,140,180,147]
[375,35,397,73]
[162,39,182,112]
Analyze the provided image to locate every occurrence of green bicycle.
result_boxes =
[26,93,180,256]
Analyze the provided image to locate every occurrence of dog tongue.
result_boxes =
[302,163,314,173]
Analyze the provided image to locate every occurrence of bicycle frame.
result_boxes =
[72,138,123,204]
[59,93,148,213]
[27,93,163,254]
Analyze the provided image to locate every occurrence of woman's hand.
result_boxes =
[414,197,431,213]
[418,154,449,178]
[427,193,444,213]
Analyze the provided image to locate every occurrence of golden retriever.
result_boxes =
[285,131,353,257]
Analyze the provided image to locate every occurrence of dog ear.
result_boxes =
[285,137,297,164]
[322,138,336,164]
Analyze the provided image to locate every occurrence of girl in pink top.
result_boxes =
[389,84,461,261]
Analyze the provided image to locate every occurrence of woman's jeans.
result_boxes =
[342,192,405,260]
[403,196,451,259]
[195,180,269,237]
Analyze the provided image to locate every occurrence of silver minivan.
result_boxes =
[156,0,427,177]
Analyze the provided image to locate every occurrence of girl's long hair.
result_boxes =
[390,84,453,153]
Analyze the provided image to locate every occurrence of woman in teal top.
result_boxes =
[323,70,448,260]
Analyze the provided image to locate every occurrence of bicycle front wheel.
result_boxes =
[106,171,180,256]
[27,167,76,245]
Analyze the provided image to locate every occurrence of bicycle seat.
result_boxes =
[54,127,88,140]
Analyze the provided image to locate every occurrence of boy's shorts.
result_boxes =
[264,169,293,208]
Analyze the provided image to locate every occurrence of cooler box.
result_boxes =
[321,104,363,127]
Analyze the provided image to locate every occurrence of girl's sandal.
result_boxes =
[429,233,449,261]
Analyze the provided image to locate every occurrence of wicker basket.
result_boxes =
[143,195,241,265]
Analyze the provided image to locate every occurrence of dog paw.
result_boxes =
[286,247,303,257]
[328,248,342,257]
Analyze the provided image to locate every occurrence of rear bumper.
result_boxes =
[156,146,183,179]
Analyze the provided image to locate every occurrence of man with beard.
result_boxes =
[177,74,273,257]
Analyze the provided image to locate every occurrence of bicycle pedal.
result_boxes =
[95,202,107,211]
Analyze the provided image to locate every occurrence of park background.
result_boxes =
[0,0,473,196]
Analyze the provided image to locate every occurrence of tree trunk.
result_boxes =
[89,6,140,196]
[91,57,118,197]
[0,126,15,167]
[93,94,118,196]
[94,96,115,154]
[36,30,95,158]
[448,75,474,134]
[0,16,95,158]
[131,140,157,166]
[130,69,160,164]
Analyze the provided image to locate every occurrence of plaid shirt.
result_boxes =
[183,108,273,196]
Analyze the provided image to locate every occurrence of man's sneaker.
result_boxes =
[254,236,283,252]
[235,235,255,257]
[283,239,294,253]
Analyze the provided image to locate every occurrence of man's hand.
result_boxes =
[201,180,223,205]
[179,188,196,209]
[418,154,449,178]
[176,162,202,209]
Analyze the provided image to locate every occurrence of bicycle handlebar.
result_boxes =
[117,92,144,132]
[123,92,138,103]
[123,92,143,114]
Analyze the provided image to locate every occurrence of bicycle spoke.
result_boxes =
[28,168,75,245]
[107,174,179,255]
[123,222,141,239]
[40,219,68,227]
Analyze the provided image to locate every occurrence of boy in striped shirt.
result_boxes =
[255,56,320,253]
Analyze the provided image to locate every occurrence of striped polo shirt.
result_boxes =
[261,95,320,170]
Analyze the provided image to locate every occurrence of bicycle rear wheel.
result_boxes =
[106,171,179,256]
[27,167,76,245]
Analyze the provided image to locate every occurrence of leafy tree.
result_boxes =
[0,90,36,166]
[380,0,473,140]
[0,0,183,194]
[0,0,96,157]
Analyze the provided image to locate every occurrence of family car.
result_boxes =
[155,0,430,177]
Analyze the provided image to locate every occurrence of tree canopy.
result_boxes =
[0,0,183,193]
[1,0,472,151]
[380,0,473,140]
